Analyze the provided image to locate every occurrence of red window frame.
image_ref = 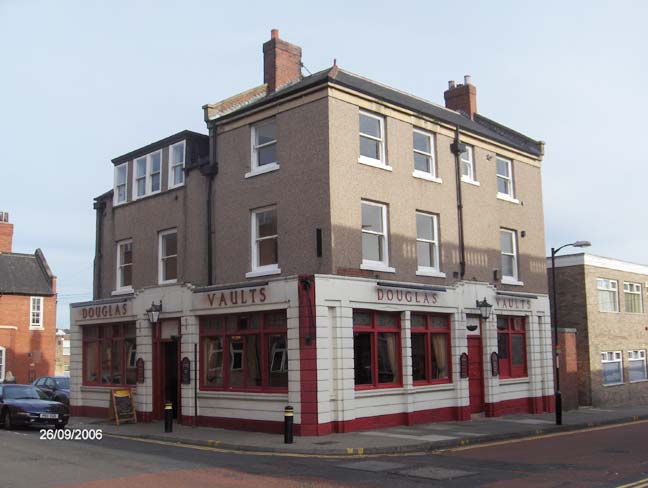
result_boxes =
[410,313,452,385]
[497,316,527,378]
[353,309,402,390]
[199,310,288,392]
[82,323,136,387]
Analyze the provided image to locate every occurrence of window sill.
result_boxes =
[358,156,393,172]
[598,310,620,314]
[501,277,524,286]
[81,385,137,392]
[461,176,480,186]
[360,262,395,273]
[499,377,529,385]
[198,390,288,401]
[29,326,44,331]
[168,182,185,190]
[416,269,446,278]
[158,279,178,286]
[246,267,281,278]
[411,382,454,392]
[355,386,404,397]
[497,193,520,204]
[629,379,648,384]
[132,190,162,202]
[412,170,442,184]
[602,382,625,387]
[245,163,280,179]
[112,288,134,296]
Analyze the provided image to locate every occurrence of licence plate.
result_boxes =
[40,413,58,419]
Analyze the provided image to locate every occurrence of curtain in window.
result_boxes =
[246,335,261,386]
[431,334,448,379]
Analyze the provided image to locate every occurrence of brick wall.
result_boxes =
[0,294,56,383]
[558,328,579,410]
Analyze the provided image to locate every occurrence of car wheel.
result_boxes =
[3,411,13,430]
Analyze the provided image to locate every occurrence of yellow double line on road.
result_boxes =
[617,478,648,488]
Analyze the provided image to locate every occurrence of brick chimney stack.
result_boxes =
[444,75,477,119]
[0,211,13,253]
[263,29,302,94]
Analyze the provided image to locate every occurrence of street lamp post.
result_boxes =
[550,240,590,425]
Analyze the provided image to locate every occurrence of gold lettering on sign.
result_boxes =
[377,289,437,304]
[495,297,532,310]
[205,287,268,308]
[81,303,129,320]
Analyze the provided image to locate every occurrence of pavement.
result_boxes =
[69,405,648,456]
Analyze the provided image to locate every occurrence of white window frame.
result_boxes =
[115,239,133,292]
[113,163,128,206]
[247,207,281,278]
[360,201,394,273]
[500,228,522,285]
[460,145,478,185]
[601,351,623,386]
[359,111,391,170]
[624,282,643,314]
[415,212,444,278]
[412,129,441,183]
[597,278,619,313]
[158,229,178,285]
[248,119,279,178]
[0,346,5,383]
[628,350,647,382]
[496,155,519,203]
[132,150,163,200]
[30,296,43,329]
[168,141,186,189]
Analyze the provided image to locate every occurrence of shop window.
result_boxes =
[497,316,527,378]
[353,310,401,389]
[200,310,287,391]
[411,313,451,385]
[82,324,137,386]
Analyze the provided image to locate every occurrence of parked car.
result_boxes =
[0,384,69,429]
[33,376,70,405]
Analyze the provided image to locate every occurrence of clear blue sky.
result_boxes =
[1,1,646,328]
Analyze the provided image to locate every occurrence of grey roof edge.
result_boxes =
[111,130,208,166]
[34,248,56,283]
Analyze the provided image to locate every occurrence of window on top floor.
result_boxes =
[412,130,438,179]
[169,141,185,188]
[624,282,643,313]
[460,145,475,182]
[496,156,515,199]
[133,150,162,199]
[597,278,619,312]
[251,119,278,170]
[114,163,128,205]
[30,297,43,329]
[359,112,386,166]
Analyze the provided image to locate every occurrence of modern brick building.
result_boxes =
[0,211,57,384]
[548,253,648,408]
[71,30,553,434]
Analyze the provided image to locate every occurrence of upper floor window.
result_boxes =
[359,112,387,167]
[133,151,162,199]
[624,282,643,313]
[597,278,619,312]
[30,297,43,329]
[496,156,515,199]
[416,212,441,276]
[251,119,277,170]
[114,163,128,205]
[460,145,475,182]
[412,130,438,179]
[361,201,393,272]
[116,240,133,291]
[169,141,185,188]
[601,351,623,385]
[249,207,279,277]
[159,229,177,284]
[500,229,520,284]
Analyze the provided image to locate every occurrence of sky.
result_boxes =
[1,1,647,328]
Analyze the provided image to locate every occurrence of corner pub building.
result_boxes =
[70,30,554,435]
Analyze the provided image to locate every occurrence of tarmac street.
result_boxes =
[1,419,648,487]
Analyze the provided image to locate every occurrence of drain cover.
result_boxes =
[340,461,407,472]
[401,467,477,480]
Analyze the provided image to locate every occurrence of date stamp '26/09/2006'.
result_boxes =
[40,429,103,441]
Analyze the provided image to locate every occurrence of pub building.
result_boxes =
[70,31,554,435]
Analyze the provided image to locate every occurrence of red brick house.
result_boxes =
[0,212,57,383]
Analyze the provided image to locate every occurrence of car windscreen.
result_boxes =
[3,386,48,400]
[55,378,70,389]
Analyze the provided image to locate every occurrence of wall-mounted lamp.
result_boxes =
[147,301,162,325]
[476,298,493,320]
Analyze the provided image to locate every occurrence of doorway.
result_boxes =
[162,341,179,419]
[153,320,181,421]
[467,316,485,414]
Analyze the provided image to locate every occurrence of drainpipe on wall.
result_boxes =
[92,198,106,299]
[201,125,219,286]
[450,126,466,279]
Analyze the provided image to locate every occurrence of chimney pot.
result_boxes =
[448,80,456,89]
[0,210,14,253]
[464,74,472,85]
[271,29,279,40]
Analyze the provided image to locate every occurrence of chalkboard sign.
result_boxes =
[108,388,137,425]
[181,357,191,384]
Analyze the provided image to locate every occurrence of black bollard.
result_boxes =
[164,401,173,433]
[284,405,294,444]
